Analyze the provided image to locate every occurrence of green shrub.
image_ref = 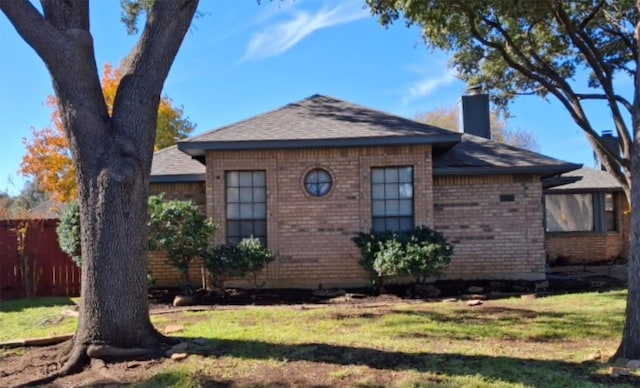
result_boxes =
[57,195,216,295]
[352,226,453,289]
[148,194,216,295]
[204,237,274,291]
[57,200,82,265]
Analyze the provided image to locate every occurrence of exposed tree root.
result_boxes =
[91,357,123,384]
[87,344,155,359]
[13,329,177,386]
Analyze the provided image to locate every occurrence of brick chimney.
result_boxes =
[458,86,491,139]
[596,130,620,170]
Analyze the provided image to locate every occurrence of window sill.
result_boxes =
[546,231,620,237]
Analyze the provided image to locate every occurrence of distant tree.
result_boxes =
[0,0,199,376]
[0,181,48,219]
[20,63,196,204]
[415,105,539,151]
[366,0,639,359]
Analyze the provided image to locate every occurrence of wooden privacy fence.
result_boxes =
[0,219,80,299]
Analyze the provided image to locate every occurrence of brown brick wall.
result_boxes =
[207,145,433,288]
[433,175,546,280]
[147,158,553,287]
[545,193,630,264]
[148,182,208,287]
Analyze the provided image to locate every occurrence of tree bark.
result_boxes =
[615,3,640,360]
[1,0,199,372]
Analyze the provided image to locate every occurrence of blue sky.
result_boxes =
[0,0,627,196]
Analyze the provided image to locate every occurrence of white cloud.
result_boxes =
[402,70,457,104]
[241,1,369,61]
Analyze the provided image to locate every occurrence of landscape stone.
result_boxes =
[173,295,194,307]
[466,300,483,306]
[626,359,640,370]
[171,352,188,361]
[610,366,630,377]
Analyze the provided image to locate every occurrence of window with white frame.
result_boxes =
[226,171,266,245]
[545,192,617,233]
[371,166,414,232]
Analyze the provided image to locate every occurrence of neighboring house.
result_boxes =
[149,92,582,288]
[544,167,629,265]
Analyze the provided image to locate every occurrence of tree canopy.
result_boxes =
[368,0,635,199]
[366,0,640,360]
[20,63,196,203]
[415,104,539,151]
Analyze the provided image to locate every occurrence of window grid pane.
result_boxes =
[371,167,414,233]
[304,169,333,197]
[226,171,267,245]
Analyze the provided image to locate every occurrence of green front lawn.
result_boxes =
[1,291,635,387]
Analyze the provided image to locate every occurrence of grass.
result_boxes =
[1,291,637,387]
[0,297,77,341]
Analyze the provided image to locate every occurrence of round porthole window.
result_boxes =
[304,168,332,197]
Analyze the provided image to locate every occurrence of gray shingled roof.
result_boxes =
[178,94,461,155]
[150,145,205,183]
[433,134,581,177]
[544,167,623,192]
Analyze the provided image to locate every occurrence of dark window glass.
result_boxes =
[605,193,616,232]
[371,166,414,232]
[304,169,332,197]
[226,171,267,245]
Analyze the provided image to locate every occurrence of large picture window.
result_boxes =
[371,166,414,232]
[545,192,617,233]
[226,171,266,245]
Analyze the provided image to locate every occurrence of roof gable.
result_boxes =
[179,94,460,155]
[544,167,623,192]
[150,145,205,183]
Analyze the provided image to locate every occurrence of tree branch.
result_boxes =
[578,0,605,30]
[113,0,199,160]
[0,0,69,68]
[575,93,633,113]
[552,1,633,158]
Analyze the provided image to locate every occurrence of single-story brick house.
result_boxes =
[147,93,592,289]
[544,167,629,265]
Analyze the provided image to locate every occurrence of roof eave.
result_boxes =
[178,134,461,156]
[150,174,206,183]
[545,186,624,194]
[433,163,582,178]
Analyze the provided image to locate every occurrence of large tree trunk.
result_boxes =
[1,0,199,375]
[620,157,640,358]
[616,6,640,360]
